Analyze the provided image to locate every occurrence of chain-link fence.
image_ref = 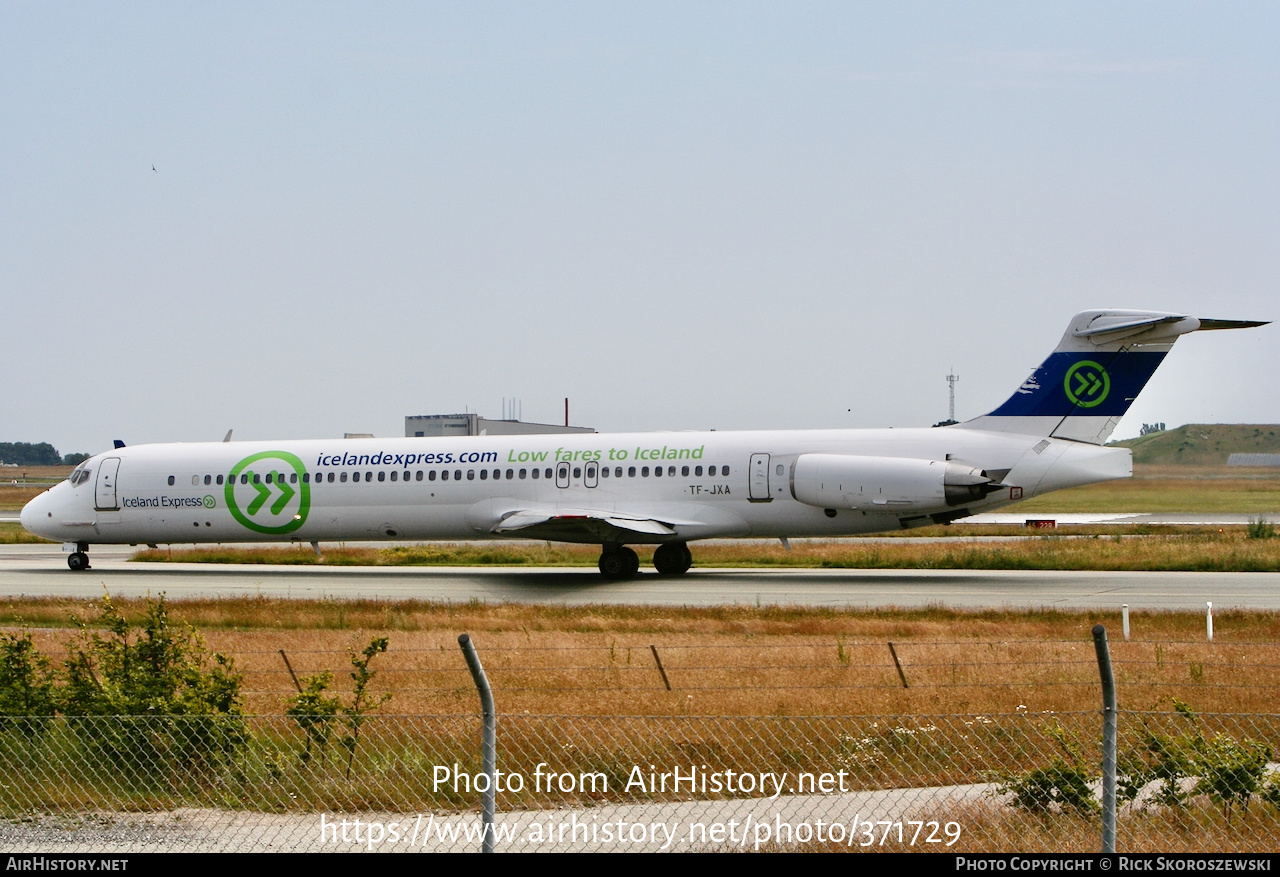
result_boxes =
[1,708,1278,852]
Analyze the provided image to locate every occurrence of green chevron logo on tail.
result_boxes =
[1063,360,1111,408]
[225,451,310,534]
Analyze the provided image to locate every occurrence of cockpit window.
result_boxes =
[68,465,92,487]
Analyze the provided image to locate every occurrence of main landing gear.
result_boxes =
[597,542,693,579]
[67,542,90,571]
[598,546,640,579]
[652,542,692,576]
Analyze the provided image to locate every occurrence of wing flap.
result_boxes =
[493,508,677,542]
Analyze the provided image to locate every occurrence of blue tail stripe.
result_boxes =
[987,351,1167,418]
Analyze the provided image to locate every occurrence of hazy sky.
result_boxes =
[3,2,1276,456]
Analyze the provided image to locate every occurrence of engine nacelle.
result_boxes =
[790,454,996,512]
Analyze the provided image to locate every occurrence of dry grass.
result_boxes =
[2,597,1276,718]
[132,529,1280,571]
[1016,467,1280,514]
[2,596,1278,848]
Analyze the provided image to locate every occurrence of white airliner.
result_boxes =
[21,309,1266,577]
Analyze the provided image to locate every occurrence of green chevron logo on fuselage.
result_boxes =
[225,451,310,534]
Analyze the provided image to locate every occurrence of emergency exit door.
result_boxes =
[749,453,771,501]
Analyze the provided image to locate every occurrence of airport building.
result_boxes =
[405,414,595,438]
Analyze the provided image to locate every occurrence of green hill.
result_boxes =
[1109,424,1280,466]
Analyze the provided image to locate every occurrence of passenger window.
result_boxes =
[377,471,385,482]
[217,475,224,485]
[695,466,703,476]
[340,472,348,483]
[192,475,199,486]
[416,471,423,481]
[428,470,436,481]
[722,466,730,476]
[654,466,662,477]
[390,471,398,482]
[327,472,335,483]
[681,466,689,477]
[708,466,717,476]
[404,471,410,481]
[776,464,784,476]
[545,468,553,479]
[265,473,273,484]
[353,472,361,482]
[628,467,636,477]
[480,470,488,480]
[573,467,581,479]
[642,467,649,477]
[467,470,475,480]
[519,469,527,479]
[506,469,513,480]
[303,473,310,483]
[291,473,298,483]
[668,466,675,477]
[455,470,462,480]
[204,475,212,485]
[442,470,449,481]
[601,467,609,478]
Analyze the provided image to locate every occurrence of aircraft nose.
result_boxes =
[19,490,56,539]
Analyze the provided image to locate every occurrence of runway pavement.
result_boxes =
[2,543,1278,610]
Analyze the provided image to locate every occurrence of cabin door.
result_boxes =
[95,457,121,510]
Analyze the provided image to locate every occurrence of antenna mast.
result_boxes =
[946,370,960,422]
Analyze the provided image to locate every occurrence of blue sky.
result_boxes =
[3,3,1276,454]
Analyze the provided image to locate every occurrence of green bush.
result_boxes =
[998,723,1099,816]
[0,594,246,777]
[1120,702,1273,820]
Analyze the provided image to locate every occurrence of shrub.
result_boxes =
[998,723,1098,816]
[59,594,246,775]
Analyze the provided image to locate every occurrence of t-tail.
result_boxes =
[964,310,1267,444]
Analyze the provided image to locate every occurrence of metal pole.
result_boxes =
[458,634,496,853]
[1092,624,1117,854]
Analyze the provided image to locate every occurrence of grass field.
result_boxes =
[128,528,1280,571]
[1,596,1274,717]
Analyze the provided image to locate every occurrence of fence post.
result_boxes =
[458,633,496,853]
[1092,624,1117,854]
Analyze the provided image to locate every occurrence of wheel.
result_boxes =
[653,542,692,575]
[599,550,627,578]
[67,552,90,571]
[598,547,640,579]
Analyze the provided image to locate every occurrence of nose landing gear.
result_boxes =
[67,542,91,571]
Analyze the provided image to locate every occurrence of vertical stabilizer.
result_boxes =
[963,310,1267,444]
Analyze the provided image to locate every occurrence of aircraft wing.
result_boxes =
[492,508,679,542]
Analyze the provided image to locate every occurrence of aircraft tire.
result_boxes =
[598,550,627,578]
[599,547,640,579]
[67,552,90,571]
[653,542,692,575]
